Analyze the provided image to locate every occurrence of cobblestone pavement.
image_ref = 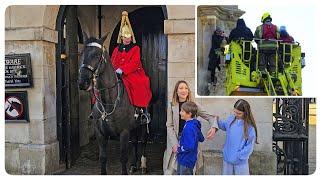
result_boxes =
[58,138,165,175]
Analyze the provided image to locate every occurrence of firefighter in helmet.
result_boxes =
[254,12,280,74]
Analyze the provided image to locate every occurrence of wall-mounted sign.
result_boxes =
[5,53,33,88]
[5,91,29,123]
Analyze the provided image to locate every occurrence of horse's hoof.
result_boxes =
[141,168,147,174]
[129,166,137,174]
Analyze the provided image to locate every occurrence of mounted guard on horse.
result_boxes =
[111,11,152,125]
[78,11,153,174]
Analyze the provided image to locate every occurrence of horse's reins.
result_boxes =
[81,42,122,121]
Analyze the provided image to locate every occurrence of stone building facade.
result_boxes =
[197,6,245,96]
[5,6,60,174]
[5,5,276,175]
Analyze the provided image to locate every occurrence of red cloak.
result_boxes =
[111,45,152,107]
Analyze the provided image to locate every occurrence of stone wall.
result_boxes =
[197,6,244,95]
[202,150,277,175]
[165,5,195,102]
[5,5,60,174]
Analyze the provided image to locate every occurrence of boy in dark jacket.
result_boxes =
[172,101,205,175]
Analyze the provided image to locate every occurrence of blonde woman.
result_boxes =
[163,80,219,175]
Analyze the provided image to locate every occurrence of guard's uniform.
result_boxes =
[111,44,152,107]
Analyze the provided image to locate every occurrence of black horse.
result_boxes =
[78,32,149,175]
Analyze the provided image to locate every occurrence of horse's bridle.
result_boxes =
[80,42,106,82]
[80,42,122,121]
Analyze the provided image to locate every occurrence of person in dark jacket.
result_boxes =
[228,18,254,42]
[208,27,226,85]
[172,101,205,175]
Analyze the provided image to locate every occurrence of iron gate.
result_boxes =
[272,98,310,174]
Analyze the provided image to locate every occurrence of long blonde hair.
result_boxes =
[171,80,193,106]
[231,99,259,144]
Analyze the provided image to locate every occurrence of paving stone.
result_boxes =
[57,138,165,175]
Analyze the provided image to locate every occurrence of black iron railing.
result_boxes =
[272,98,310,174]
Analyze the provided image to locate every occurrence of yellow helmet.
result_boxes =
[261,12,271,23]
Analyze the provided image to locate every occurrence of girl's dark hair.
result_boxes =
[230,99,259,144]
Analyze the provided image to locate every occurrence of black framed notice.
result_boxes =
[5,53,33,88]
[5,91,30,123]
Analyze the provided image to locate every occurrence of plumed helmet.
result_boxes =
[121,24,132,38]
[117,11,136,43]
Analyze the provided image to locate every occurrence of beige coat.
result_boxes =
[163,102,218,175]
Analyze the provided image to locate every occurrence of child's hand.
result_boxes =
[172,144,179,153]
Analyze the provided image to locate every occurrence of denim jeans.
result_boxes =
[177,164,193,175]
